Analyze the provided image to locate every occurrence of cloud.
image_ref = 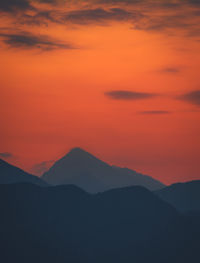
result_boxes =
[31,160,54,176]
[38,0,57,3]
[0,152,14,159]
[0,0,60,15]
[134,14,192,33]
[0,31,75,50]
[0,0,32,13]
[104,90,156,100]
[99,0,200,7]
[19,7,142,26]
[187,0,200,6]
[97,0,143,4]
[1,0,200,43]
[130,2,200,37]
[63,8,141,25]
[179,90,200,106]
[20,10,59,25]
[138,110,171,115]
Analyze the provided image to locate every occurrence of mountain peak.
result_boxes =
[68,147,90,156]
[61,147,101,164]
[42,148,164,193]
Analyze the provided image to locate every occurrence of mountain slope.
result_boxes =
[155,180,200,212]
[0,159,47,186]
[0,183,199,263]
[42,147,164,192]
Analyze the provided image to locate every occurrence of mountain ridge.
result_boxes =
[1,182,199,263]
[0,158,47,186]
[155,180,200,212]
[42,147,164,192]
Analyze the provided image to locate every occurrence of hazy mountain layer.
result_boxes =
[42,147,164,192]
[156,180,200,212]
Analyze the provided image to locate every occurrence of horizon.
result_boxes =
[0,146,198,186]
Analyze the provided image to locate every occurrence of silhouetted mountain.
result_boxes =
[42,147,164,192]
[155,180,200,213]
[0,183,200,263]
[0,159,47,186]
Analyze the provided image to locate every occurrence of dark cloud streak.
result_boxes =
[0,31,75,50]
[138,110,171,115]
[0,152,14,159]
[187,0,200,6]
[179,90,200,106]
[0,0,32,12]
[0,0,58,13]
[105,90,156,100]
[62,7,141,25]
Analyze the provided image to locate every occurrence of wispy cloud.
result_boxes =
[0,0,57,13]
[138,110,171,115]
[1,0,200,54]
[1,0,200,38]
[187,0,200,6]
[19,7,142,26]
[62,8,141,25]
[104,90,156,100]
[0,0,32,13]
[0,31,75,50]
[20,10,59,25]
[0,152,14,159]
[98,0,200,7]
[178,90,200,106]
[31,160,54,176]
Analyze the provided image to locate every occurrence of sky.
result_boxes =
[0,0,200,185]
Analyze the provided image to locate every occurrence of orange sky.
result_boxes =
[0,0,200,184]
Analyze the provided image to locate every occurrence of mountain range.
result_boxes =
[0,183,199,263]
[1,148,200,213]
[0,147,200,262]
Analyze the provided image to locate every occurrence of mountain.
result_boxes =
[0,183,199,263]
[42,147,164,192]
[155,180,200,213]
[0,159,47,186]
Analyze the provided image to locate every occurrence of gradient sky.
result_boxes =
[0,0,200,184]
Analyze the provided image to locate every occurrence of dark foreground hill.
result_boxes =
[155,180,200,212]
[42,147,164,192]
[0,183,200,263]
[0,159,47,186]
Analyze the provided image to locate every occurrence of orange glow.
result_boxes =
[1,1,200,184]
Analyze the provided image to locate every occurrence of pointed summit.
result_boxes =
[56,147,109,169]
[42,147,164,193]
[68,147,88,155]
[64,147,100,161]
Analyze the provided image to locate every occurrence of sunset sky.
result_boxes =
[1,0,200,184]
